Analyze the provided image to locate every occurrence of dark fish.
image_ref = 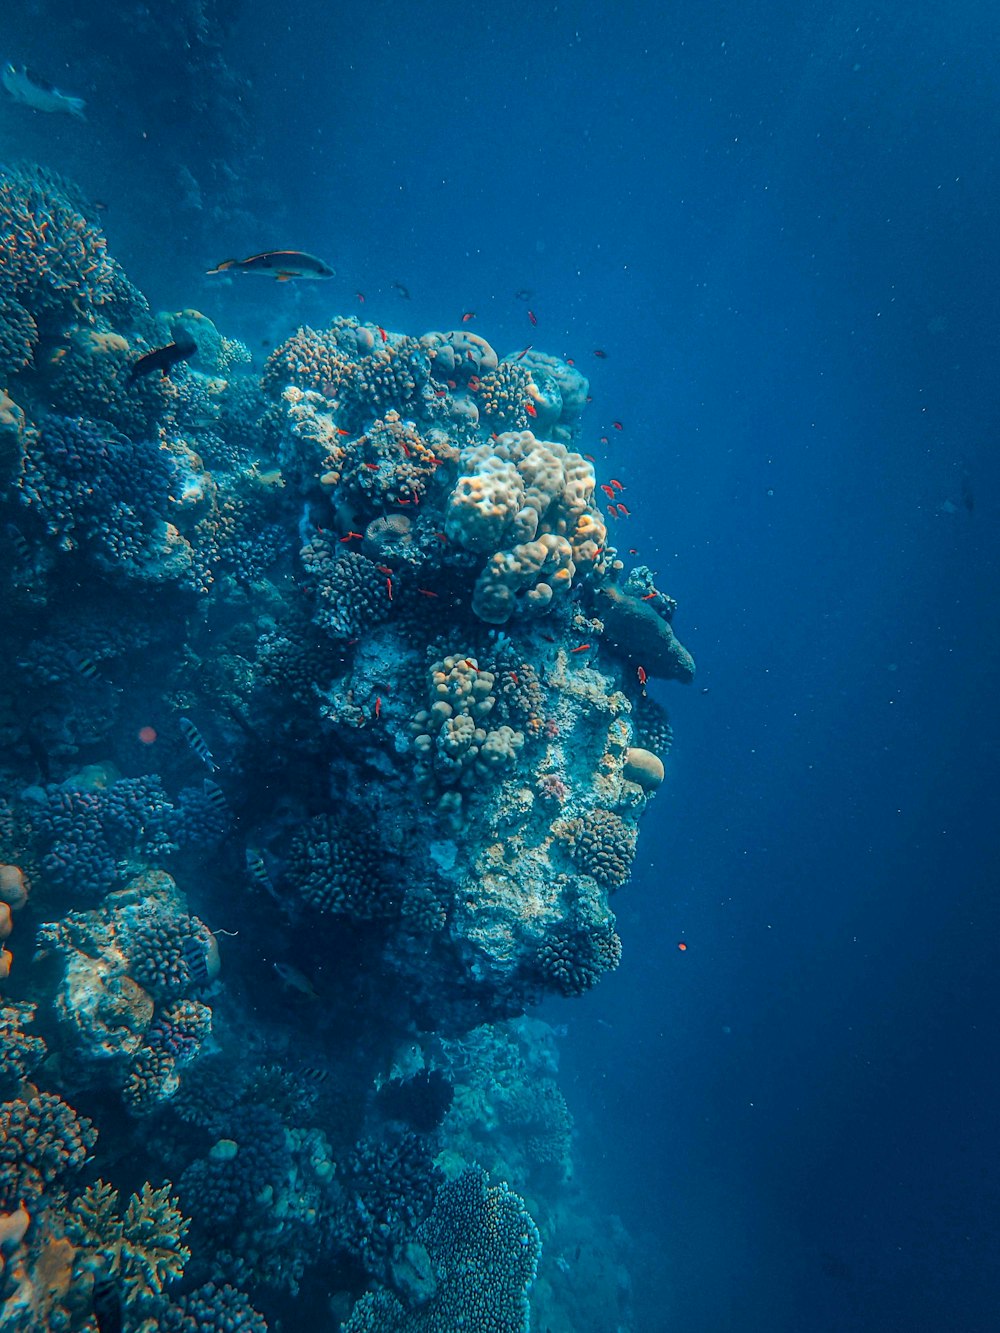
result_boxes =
[298,1065,329,1083]
[182,935,210,986]
[206,250,335,281]
[390,281,411,299]
[179,716,219,772]
[92,1272,123,1333]
[514,288,533,301]
[593,348,608,358]
[128,336,196,383]
[5,522,33,566]
[66,650,101,681]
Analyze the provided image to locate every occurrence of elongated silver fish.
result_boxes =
[206,250,334,281]
[273,961,319,999]
[179,716,219,772]
[2,64,85,118]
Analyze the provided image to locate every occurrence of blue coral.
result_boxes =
[159,1281,268,1333]
[19,415,179,577]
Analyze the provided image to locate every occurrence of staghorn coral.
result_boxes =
[65,1178,191,1302]
[0,1091,97,1208]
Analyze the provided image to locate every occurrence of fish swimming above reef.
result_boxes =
[273,960,319,999]
[2,63,86,117]
[179,716,219,772]
[206,250,335,281]
[127,336,196,383]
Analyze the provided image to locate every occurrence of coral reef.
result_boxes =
[0,173,691,1330]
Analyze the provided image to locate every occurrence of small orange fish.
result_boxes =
[566,357,575,366]
[593,348,608,359]
[601,484,616,501]
[528,309,538,326]
[584,453,595,462]
[336,427,351,436]
[599,435,609,445]
[377,565,394,575]
[525,401,537,417]
[434,388,447,398]
[642,592,657,601]
[571,643,591,653]
[339,531,363,542]
[355,291,366,303]
[612,420,623,431]
[637,665,648,687]
[610,478,624,490]
[417,588,439,597]
[514,345,532,361]
[446,379,458,389]
[606,505,618,519]
[386,577,393,601]
[616,503,630,516]
[377,326,388,342]
[509,671,520,685]
[677,941,687,952]
[461,311,476,322]
[364,462,380,471]
[374,696,382,720]
[628,547,639,555]
[468,375,481,391]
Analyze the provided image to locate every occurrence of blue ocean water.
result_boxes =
[1,2,997,1332]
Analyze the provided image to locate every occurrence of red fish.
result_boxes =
[461,311,476,322]
[616,503,630,516]
[528,309,538,326]
[612,420,623,431]
[374,696,382,720]
[525,402,537,417]
[386,577,393,601]
[677,941,688,952]
[637,665,648,688]
[610,478,624,490]
[600,484,616,501]
[377,326,388,342]
[336,427,351,436]
[514,345,532,361]
[593,348,608,359]
[339,531,363,542]
[355,291,366,303]
[571,643,591,653]
[606,505,618,519]
[642,592,657,600]
[417,588,439,597]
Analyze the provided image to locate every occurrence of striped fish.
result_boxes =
[182,934,209,986]
[67,650,101,681]
[202,779,228,811]
[246,848,281,904]
[179,717,219,772]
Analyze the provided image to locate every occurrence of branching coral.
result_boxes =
[66,1179,191,1301]
[0,1091,97,1208]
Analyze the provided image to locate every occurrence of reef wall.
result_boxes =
[0,164,693,1331]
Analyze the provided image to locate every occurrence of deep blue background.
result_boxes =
[4,2,998,1328]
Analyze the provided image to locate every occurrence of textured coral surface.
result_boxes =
[0,164,695,1332]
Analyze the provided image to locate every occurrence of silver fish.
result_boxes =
[273,961,319,999]
[2,64,85,118]
[205,250,334,281]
